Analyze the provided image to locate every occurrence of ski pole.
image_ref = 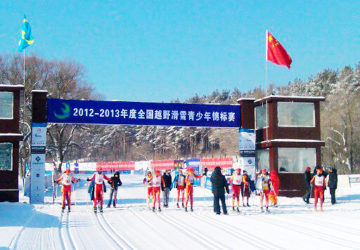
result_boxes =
[73,181,76,206]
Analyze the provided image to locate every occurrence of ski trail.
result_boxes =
[99,213,135,249]
[159,212,226,250]
[126,208,205,249]
[57,213,66,250]
[60,212,76,250]
[67,212,79,250]
[128,208,165,235]
[128,208,197,249]
[291,213,360,235]
[88,211,118,249]
[8,213,36,250]
[259,215,359,249]
[192,213,282,250]
[94,212,127,249]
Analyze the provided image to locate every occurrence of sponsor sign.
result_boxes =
[200,157,233,169]
[150,160,175,171]
[31,123,47,147]
[30,154,45,204]
[97,161,135,171]
[239,128,255,156]
[239,157,256,180]
[30,123,47,204]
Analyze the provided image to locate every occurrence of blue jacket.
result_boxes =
[173,174,186,189]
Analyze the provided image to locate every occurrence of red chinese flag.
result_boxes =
[266,31,292,69]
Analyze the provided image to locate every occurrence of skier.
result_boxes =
[228,168,242,212]
[313,166,328,203]
[310,167,326,212]
[152,169,164,212]
[86,166,111,213]
[270,170,280,206]
[173,169,186,208]
[107,171,122,208]
[257,169,273,212]
[184,167,202,212]
[143,170,153,209]
[162,170,172,208]
[88,178,107,203]
[241,170,251,207]
[55,169,79,212]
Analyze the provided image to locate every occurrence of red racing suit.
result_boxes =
[56,173,78,209]
[259,175,272,207]
[310,174,326,210]
[184,173,202,208]
[151,175,164,208]
[88,173,111,208]
[228,172,242,198]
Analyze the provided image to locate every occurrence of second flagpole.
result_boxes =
[265,29,268,95]
[265,30,269,141]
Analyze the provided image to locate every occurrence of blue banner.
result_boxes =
[47,98,240,128]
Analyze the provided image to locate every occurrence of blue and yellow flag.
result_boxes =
[18,15,34,52]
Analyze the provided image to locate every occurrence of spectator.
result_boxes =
[327,167,338,205]
[241,170,251,207]
[162,170,172,208]
[210,166,229,215]
[107,171,122,208]
[303,167,312,204]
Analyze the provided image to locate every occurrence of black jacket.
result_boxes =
[163,173,172,189]
[210,167,229,196]
[304,171,312,187]
[108,172,122,190]
[328,168,338,189]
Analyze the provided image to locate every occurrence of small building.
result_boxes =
[0,85,24,202]
[239,95,325,197]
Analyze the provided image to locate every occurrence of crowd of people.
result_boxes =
[303,165,338,211]
[54,165,338,214]
[143,167,202,212]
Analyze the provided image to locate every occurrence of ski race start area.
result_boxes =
[1,174,360,250]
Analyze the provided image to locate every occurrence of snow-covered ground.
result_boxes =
[1,174,360,250]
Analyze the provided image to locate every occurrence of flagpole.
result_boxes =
[265,30,269,141]
[22,48,26,178]
[23,49,25,86]
[265,29,268,95]
[23,48,26,118]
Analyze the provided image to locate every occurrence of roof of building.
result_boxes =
[254,95,325,105]
[0,85,24,90]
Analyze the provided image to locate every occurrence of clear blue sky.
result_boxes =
[1,0,359,102]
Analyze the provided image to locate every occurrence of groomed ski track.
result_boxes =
[1,174,360,250]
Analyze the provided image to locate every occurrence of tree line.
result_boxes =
[0,54,359,174]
